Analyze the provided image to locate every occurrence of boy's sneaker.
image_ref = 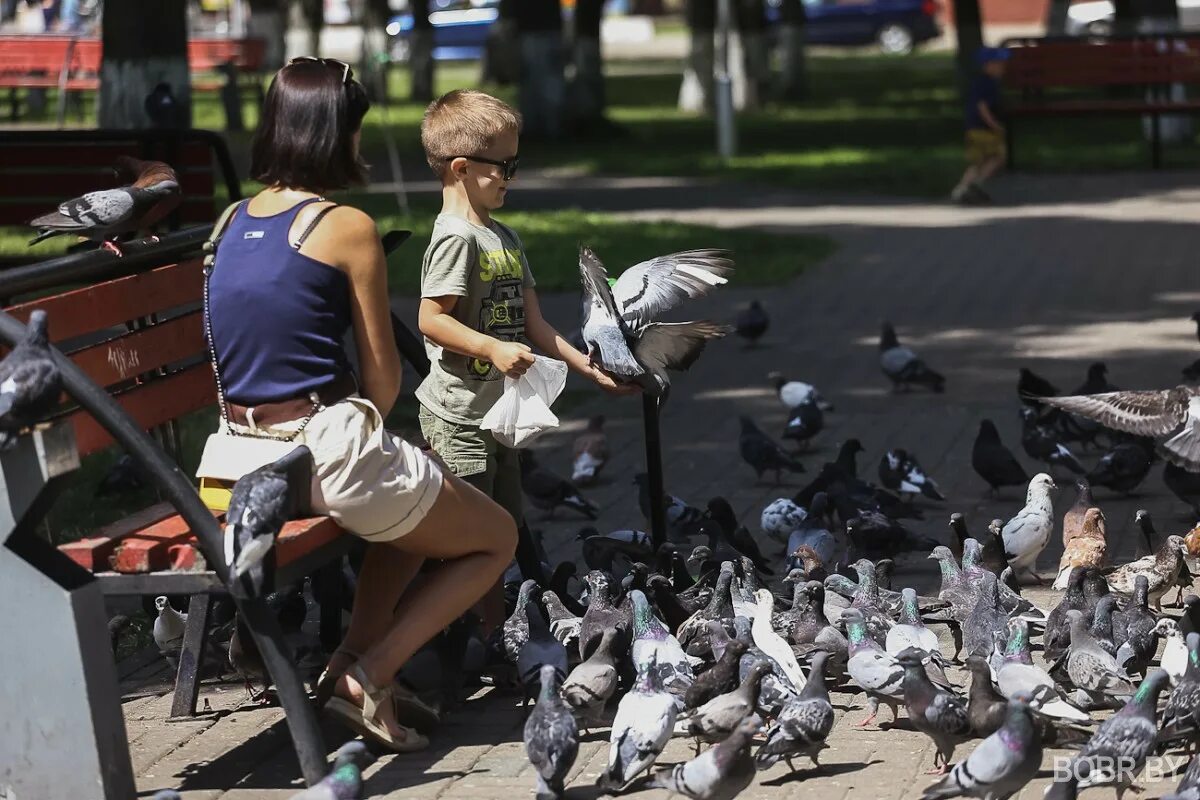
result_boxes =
[967,182,993,204]
[950,185,970,204]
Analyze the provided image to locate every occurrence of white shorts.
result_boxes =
[226,395,444,542]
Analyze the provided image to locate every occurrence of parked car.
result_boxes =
[387,0,499,63]
[1065,0,1200,35]
[770,0,941,55]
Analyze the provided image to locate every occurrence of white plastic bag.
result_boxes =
[480,355,569,448]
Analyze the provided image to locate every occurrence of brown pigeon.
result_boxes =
[1054,508,1106,590]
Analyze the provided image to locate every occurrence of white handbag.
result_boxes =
[194,200,320,511]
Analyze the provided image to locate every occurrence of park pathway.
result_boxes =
[125,169,1200,799]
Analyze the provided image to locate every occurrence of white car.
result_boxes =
[1066,0,1200,35]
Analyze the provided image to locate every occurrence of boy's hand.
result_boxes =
[589,365,641,396]
[489,340,536,377]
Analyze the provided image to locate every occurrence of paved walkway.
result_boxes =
[124,170,1200,799]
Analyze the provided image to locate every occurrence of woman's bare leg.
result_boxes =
[326,543,425,675]
[333,473,516,736]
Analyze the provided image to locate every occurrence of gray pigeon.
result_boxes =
[1067,669,1170,798]
[28,163,180,253]
[1163,754,1200,800]
[683,661,771,744]
[630,588,694,698]
[995,620,1090,723]
[897,648,970,774]
[1001,473,1057,584]
[0,309,62,450]
[152,792,182,800]
[1064,610,1135,699]
[286,741,370,800]
[523,664,579,800]
[738,416,806,483]
[1159,633,1200,744]
[879,321,945,392]
[224,445,314,597]
[561,627,619,727]
[503,579,538,663]
[921,698,1043,800]
[518,592,569,706]
[651,714,761,800]
[578,246,732,397]
[964,571,1009,661]
[843,607,906,727]
[579,570,631,660]
[755,650,835,771]
[599,655,678,792]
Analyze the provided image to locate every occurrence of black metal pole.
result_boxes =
[0,311,329,787]
[642,393,667,548]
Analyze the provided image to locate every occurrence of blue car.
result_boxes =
[387,0,500,63]
[769,0,941,55]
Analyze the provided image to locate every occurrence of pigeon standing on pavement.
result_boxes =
[972,420,1030,495]
[738,416,806,483]
[843,608,906,727]
[223,445,313,597]
[878,448,945,501]
[285,741,370,800]
[520,450,598,519]
[571,415,609,485]
[879,322,945,392]
[651,714,761,800]
[735,300,769,346]
[524,664,579,800]
[1064,610,1135,700]
[1001,473,1057,584]
[756,650,835,770]
[28,157,180,255]
[153,596,187,666]
[896,647,970,774]
[920,698,1043,800]
[562,628,618,727]
[782,398,825,449]
[1017,367,1059,410]
[1053,508,1106,591]
[1105,534,1186,607]
[0,309,62,450]
[578,246,732,398]
[599,655,679,792]
[1019,408,1086,475]
[1086,441,1155,495]
[768,372,834,411]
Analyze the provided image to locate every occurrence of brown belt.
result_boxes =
[226,373,358,428]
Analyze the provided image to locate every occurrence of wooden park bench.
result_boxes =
[0,239,351,720]
[0,128,242,267]
[1003,34,1200,168]
[0,34,266,127]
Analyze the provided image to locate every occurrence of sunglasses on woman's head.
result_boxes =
[288,56,353,85]
[445,155,520,181]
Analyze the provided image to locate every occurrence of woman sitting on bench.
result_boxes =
[206,57,517,752]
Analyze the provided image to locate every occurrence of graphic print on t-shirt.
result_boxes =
[469,246,526,379]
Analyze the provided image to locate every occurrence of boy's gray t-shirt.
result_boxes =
[416,213,536,425]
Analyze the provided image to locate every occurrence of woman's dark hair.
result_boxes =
[251,60,371,190]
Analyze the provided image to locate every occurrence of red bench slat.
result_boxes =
[110,510,218,573]
[58,502,178,571]
[69,312,204,389]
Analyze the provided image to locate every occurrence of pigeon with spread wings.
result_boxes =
[578,246,732,398]
[1036,386,1200,470]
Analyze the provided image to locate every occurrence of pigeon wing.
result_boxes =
[610,249,733,329]
[60,189,137,230]
[633,321,730,379]
[1039,389,1192,437]
[579,246,627,331]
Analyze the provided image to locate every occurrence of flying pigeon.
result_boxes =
[738,416,805,483]
[578,246,732,397]
[756,650,835,771]
[598,655,678,792]
[223,445,314,597]
[651,714,761,800]
[1019,407,1086,475]
[29,156,180,255]
[878,448,945,501]
[735,300,768,346]
[972,419,1030,495]
[570,415,608,485]
[520,450,598,519]
[920,698,1043,800]
[879,321,945,392]
[523,664,579,800]
[0,309,63,450]
[284,740,370,800]
[1001,473,1057,584]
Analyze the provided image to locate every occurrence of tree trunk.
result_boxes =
[1044,0,1070,35]
[409,0,435,102]
[776,0,806,101]
[298,0,323,56]
[1113,0,1138,34]
[515,0,566,140]
[99,0,190,128]
[735,0,766,109]
[679,0,716,112]
[358,0,391,103]
[569,0,606,126]
[952,0,983,96]
[248,0,287,71]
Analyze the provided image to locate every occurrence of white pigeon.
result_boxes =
[599,657,678,792]
[153,596,187,666]
[761,497,807,543]
[751,589,807,690]
[1001,473,1057,582]
[769,372,834,411]
[1158,618,1188,684]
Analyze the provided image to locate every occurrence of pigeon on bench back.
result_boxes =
[0,309,62,450]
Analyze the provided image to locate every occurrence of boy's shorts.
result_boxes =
[966,128,1006,165]
[418,405,524,527]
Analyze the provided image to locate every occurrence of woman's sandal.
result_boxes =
[317,651,441,732]
[325,664,430,753]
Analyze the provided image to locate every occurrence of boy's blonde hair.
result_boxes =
[421,89,522,179]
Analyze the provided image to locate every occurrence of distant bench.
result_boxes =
[1004,34,1200,169]
[0,35,266,128]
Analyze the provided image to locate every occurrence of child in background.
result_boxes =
[952,46,1010,205]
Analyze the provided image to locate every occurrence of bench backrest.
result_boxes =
[0,130,240,228]
[0,35,264,76]
[1007,38,1200,90]
[4,258,213,458]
